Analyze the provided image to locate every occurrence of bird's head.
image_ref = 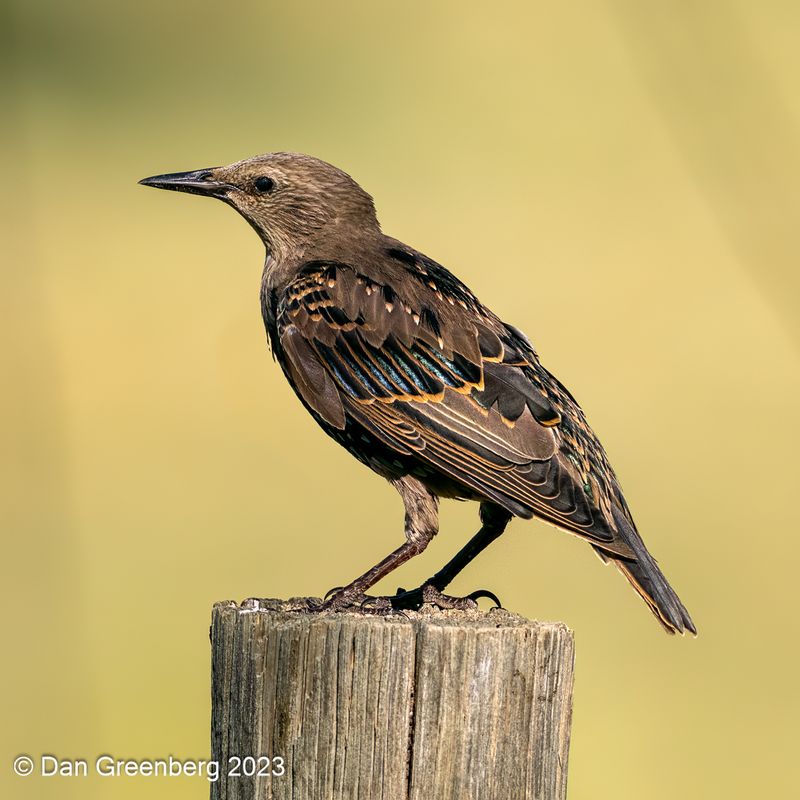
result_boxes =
[139,152,378,258]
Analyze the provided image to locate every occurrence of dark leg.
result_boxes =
[428,502,512,591]
[322,476,439,611]
[391,502,513,610]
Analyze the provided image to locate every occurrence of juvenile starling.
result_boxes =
[140,153,695,634]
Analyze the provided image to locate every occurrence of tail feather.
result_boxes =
[596,510,696,635]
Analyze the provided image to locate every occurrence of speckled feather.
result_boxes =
[270,246,637,556]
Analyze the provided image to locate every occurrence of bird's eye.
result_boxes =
[254,176,275,193]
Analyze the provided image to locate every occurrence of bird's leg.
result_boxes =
[426,503,512,593]
[321,476,439,612]
[390,502,512,611]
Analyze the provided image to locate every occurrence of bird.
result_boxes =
[140,152,696,635]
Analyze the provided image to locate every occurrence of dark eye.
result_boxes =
[254,176,275,193]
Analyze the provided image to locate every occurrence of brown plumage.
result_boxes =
[140,152,696,635]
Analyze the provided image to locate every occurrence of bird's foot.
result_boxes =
[281,596,326,612]
[319,585,388,614]
[383,583,503,612]
[318,583,502,614]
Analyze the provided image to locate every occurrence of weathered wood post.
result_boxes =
[210,599,574,800]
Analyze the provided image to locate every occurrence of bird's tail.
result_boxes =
[596,509,696,635]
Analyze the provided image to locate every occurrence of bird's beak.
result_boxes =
[138,168,233,198]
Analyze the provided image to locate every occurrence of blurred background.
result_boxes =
[3,1,799,798]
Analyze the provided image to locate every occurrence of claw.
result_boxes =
[465,589,503,609]
[323,585,344,601]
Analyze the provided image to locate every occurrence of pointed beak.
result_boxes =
[138,168,233,198]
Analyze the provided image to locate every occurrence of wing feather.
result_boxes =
[276,259,634,556]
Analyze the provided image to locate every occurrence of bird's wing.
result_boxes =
[276,256,633,557]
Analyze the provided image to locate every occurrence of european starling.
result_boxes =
[140,153,695,635]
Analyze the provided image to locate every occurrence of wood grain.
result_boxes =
[210,599,574,800]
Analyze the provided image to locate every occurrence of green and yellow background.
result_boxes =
[3,1,799,798]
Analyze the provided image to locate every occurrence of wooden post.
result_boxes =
[210,599,574,800]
